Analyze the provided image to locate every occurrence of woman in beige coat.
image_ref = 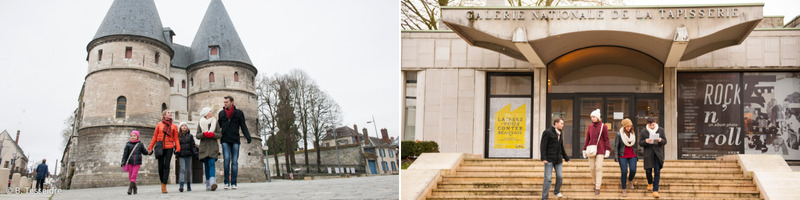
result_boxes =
[196,107,222,191]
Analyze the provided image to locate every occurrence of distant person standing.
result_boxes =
[540,117,570,200]
[640,117,666,198]
[218,96,252,189]
[35,159,49,192]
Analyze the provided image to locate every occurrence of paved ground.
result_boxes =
[0,175,399,200]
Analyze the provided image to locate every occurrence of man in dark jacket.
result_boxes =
[35,159,49,192]
[540,117,570,199]
[218,96,252,189]
[639,117,666,198]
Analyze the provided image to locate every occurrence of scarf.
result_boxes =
[199,116,217,132]
[162,118,173,137]
[225,105,235,119]
[646,123,659,135]
[619,127,635,147]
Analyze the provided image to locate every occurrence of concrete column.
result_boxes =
[10,173,20,189]
[472,71,486,156]
[664,67,678,160]
[532,67,547,159]
[0,168,9,193]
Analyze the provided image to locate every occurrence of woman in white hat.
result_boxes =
[196,107,221,191]
[583,109,610,195]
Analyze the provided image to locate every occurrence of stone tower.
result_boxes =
[74,0,172,188]
[69,0,265,188]
[187,0,264,183]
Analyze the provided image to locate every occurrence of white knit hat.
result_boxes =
[200,107,212,117]
[590,109,601,119]
[179,122,188,129]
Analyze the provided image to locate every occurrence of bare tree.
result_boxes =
[256,74,281,177]
[288,69,314,173]
[61,113,75,150]
[401,0,623,30]
[309,90,343,173]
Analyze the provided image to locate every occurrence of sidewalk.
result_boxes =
[1,175,399,200]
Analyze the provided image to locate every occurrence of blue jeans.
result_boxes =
[542,162,563,200]
[178,157,192,184]
[619,157,637,189]
[646,158,662,191]
[204,157,216,180]
[221,142,240,185]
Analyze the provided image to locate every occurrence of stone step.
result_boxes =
[464,158,735,163]
[441,174,754,184]
[457,166,742,174]
[427,195,762,200]
[430,188,761,198]
[436,181,758,191]
[460,161,740,168]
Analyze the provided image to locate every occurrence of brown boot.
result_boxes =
[653,191,660,198]
[622,189,627,197]
[628,180,634,189]
[647,184,653,191]
[595,189,600,195]
[161,183,167,194]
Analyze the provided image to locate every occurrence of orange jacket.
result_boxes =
[148,121,181,153]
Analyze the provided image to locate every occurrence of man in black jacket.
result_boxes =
[540,117,570,199]
[218,96,252,190]
[639,117,666,198]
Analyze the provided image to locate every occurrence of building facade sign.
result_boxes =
[488,98,532,158]
[465,8,742,21]
[743,72,800,160]
[677,73,744,159]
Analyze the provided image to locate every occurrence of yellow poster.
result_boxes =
[494,103,527,149]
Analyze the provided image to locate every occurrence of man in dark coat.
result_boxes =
[639,117,667,198]
[540,117,570,199]
[218,96,252,189]
[35,159,49,192]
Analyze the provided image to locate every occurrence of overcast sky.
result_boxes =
[0,0,399,173]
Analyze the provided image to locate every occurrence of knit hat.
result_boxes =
[200,107,212,117]
[179,122,188,129]
[590,109,601,119]
[130,130,140,138]
[621,118,632,128]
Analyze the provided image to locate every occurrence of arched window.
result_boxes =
[181,80,186,88]
[191,78,194,86]
[209,72,215,83]
[170,78,174,87]
[162,103,167,111]
[116,96,126,118]
[234,72,239,82]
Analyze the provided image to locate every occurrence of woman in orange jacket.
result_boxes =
[148,110,181,193]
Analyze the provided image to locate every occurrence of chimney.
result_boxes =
[381,128,390,144]
[353,124,358,132]
[15,130,20,145]
[363,128,370,145]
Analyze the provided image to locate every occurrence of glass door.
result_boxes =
[550,98,574,157]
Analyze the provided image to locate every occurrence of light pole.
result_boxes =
[261,131,272,182]
[367,115,382,174]
[331,127,342,175]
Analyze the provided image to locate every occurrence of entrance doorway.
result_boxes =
[547,94,662,159]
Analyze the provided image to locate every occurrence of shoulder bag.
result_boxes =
[585,124,604,157]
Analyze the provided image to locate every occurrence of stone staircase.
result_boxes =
[426,158,762,200]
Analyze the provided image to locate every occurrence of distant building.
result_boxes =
[0,130,29,176]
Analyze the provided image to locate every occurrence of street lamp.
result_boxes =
[261,131,272,182]
[366,115,383,174]
[330,127,342,175]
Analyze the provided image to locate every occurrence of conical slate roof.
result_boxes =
[190,0,252,65]
[93,0,166,44]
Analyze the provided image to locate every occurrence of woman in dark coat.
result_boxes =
[615,118,640,197]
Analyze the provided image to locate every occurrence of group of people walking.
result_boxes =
[540,109,666,199]
[120,96,252,194]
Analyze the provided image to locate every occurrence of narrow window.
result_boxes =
[125,47,132,59]
[98,49,103,61]
[161,103,167,111]
[155,52,160,63]
[170,78,174,87]
[210,46,218,55]
[116,96,127,118]
[191,78,194,86]
[209,72,215,83]
[181,80,186,88]
[234,72,239,82]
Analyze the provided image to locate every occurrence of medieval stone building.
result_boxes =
[62,0,265,188]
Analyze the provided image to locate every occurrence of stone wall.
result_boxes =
[270,144,366,175]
